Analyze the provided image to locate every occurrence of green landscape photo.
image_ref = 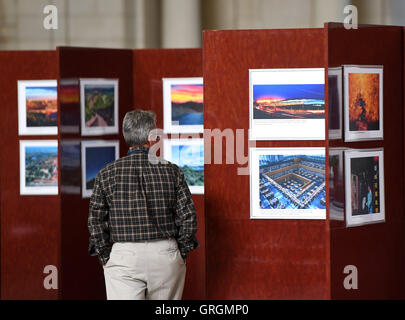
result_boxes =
[84,84,115,127]
[171,143,204,187]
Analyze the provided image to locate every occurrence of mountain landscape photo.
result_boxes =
[84,84,115,127]
[172,143,204,187]
[171,83,203,126]
[26,86,57,127]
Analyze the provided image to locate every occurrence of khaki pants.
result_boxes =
[103,239,186,300]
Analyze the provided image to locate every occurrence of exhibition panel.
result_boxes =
[58,47,133,300]
[203,28,330,299]
[0,51,60,299]
[328,23,405,299]
[132,49,205,300]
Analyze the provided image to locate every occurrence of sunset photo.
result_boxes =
[253,83,325,119]
[18,80,58,135]
[163,77,203,133]
[25,86,57,127]
[171,83,203,126]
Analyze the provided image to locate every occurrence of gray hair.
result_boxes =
[122,110,156,147]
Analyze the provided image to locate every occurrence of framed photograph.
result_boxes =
[343,65,383,141]
[81,140,120,198]
[60,140,81,195]
[250,147,326,219]
[60,78,80,134]
[163,77,203,134]
[344,149,385,227]
[328,67,343,140]
[329,148,345,221]
[80,78,119,136]
[163,138,204,194]
[249,68,325,140]
[18,80,58,135]
[19,140,58,195]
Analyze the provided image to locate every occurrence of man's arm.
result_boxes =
[88,171,111,266]
[174,167,199,259]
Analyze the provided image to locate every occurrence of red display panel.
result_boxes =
[0,51,60,299]
[203,29,330,299]
[58,47,133,299]
[133,49,205,299]
[328,23,405,299]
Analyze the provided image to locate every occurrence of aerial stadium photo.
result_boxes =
[252,83,325,120]
[258,154,326,211]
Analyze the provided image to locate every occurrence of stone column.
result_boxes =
[352,0,390,25]
[311,0,352,27]
[161,0,201,48]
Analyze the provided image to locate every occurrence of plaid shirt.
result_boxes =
[88,146,198,265]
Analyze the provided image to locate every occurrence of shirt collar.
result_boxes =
[127,146,149,156]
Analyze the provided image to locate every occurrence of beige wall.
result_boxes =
[0,0,404,50]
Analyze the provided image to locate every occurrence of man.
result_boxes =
[88,109,198,300]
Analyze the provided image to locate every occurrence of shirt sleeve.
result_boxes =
[88,171,111,266]
[174,166,199,259]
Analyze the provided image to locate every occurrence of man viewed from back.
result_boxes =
[88,109,198,300]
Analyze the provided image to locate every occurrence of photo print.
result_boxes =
[329,148,345,221]
[344,149,385,227]
[328,67,343,140]
[81,140,120,198]
[250,147,326,219]
[163,77,203,134]
[163,138,204,194]
[60,140,81,195]
[18,80,58,135]
[249,68,325,140]
[19,140,58,195]
[80,79,119,136]
[60,78,80,134]
[343,65,383,141]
